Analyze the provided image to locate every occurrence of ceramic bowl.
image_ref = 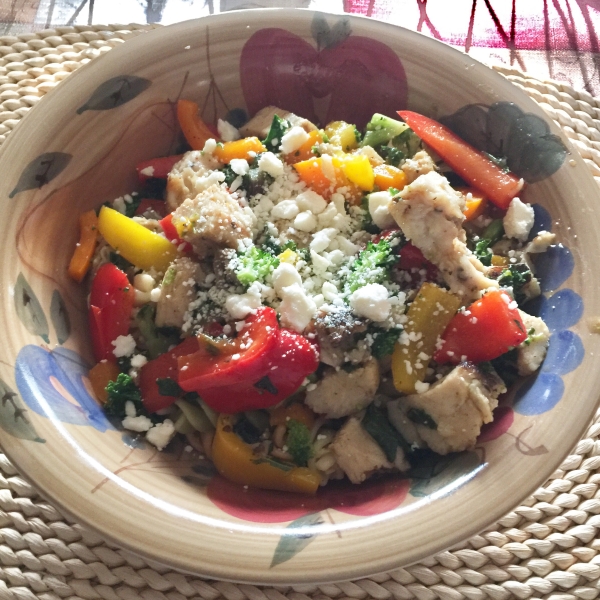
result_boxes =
[0,9,598,584]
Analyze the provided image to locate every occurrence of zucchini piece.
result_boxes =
[361,113,409,148]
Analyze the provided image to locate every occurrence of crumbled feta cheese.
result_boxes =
[368,191,395,229]
[146,419,176,451]
[112,334,136,358]
[125,401,136,418]
[258,152,285,178]
[230,158,250,176]
[414,381,430,393]
[504,197,535,241]
[122,414,153,432]
[134,273,155,292]
[130,354,148,369]
[349,283,391,322]
[293,211,318,232]
[336,235,360,257]
[310,227,338,253]
[139,166,154,177]
[134,289,151,307]
[150,287,161,302]
[278,283,317,332]
[280,126,310,154]
[112,196,127,214]
[225,281,263,319]
[272,262,302,294]
[217,119,240,142]
[310,249,332,273]
[271,199,300,220]
[296,190,327,215]
[203,138,217,154]
[321,281,339,302]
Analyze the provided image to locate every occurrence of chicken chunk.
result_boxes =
[156,257,205,328]
[330,417,393,484]
[171,184,256,258]
[305,359,380,418]
[239,105,317,139]
[390,171,499,302]
[166,151,223,212]
[517,310,550,376]
[400,150,436,184]
[401,363,506,455]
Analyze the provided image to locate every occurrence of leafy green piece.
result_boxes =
[233,414,262,444]
[157,377,184,397]
[407,408,437,430]
[123,195,142,218]
[370,328,401,359]
[235,245,280,286]
[263,114,291,152]
[223,156,274,196]
[474,239,493,266]
[221,164,238,187]
[109,252,133,272]
[343,238,398,295]
[497,263,532,306]
[362,403,411,462]
[481,219,504,245]
[377,145,405,167]
[392,128,422,159]
[489,349,520,387]
[286,419,313,467]
[361,113,409,148]
[104,373,145,418]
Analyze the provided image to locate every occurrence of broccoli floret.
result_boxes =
[104,373,145,418]
[378,145,405,167]
[235,245,280,286]
[474,239,493,266]
[286,419,313,467]
[343,238,398,295]
[497,263,532,306]
[391,128,422,159]
[370,328,402,359]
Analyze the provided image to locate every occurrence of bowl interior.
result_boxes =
[0,9,598,584]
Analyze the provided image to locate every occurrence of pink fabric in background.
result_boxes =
[343,0,600,95]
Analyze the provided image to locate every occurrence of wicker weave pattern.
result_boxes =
[0,25,600,600]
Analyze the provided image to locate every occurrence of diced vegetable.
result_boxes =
[283,129,322,164]
[434,290,528,364]
[293,156,339,199]
[397,111,523,209]
[159,213,192,254]
[197,328,319,413]
[370,328,402,359]
[211,414,320,494]
[98,206,178,272]
[391,128,422,159]
[136,155,183,183]
[88,263,135,363]
[68,210,99,283]
[340,154,374,191]
[325,121,359,152]
[392,282,461,394]
[459,188,487,221]
[88,361,121,404]
[361,113,409,148]
[343,237,398,295]
[214,137,267,163]
[234,245,279,286]
[104,373,145,419]
[263,114,290,152]
[177,99,216,150]
[286,420,313,467]
[373,164,407,191]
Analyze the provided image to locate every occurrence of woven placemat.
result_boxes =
[1,23,600,600]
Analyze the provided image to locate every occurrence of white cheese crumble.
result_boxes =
[139,166,154,177]
[225,281,263,319]
[272,262,302,294]
[368,191,395,229]
[258,152,285,178]
[271,199,300,220]
[112,334,136,358]
[504,197,535,241]
[230,158,250,176]
[146,419,176,451]
[349,283,391,322]
[122,414,153,432]
[130,354,148,369]
[134,273,155,292]
[203,138,217,154]
[217,119,240,142]
[296,190,327,215]
[280,126,310,154]
[278,283,317,332]
[293,211,317,232]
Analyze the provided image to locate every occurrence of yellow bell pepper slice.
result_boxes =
[340,154,374,191]
[392,282,461,394]
[325,121,359,152]
[97,206,178,272]
[212,415,320,494]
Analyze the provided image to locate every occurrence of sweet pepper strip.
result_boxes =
[88,360,121,404]
[67,210,99,282]
[392,282,461,394]
[97,206,178,272]
[397,110,523,210]
[177,99,216,150]
[212,414,320,494]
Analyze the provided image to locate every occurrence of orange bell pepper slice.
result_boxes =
[177,99,216,150]
[373,164,408,191]
[397,110,523,210]
[459,187,488,221]
[270,403,316,429]
[283,130,323,165]
[88,361,121,404]
[213,137,266,163]
[68,210,99,283]
[212,415,320,494]
[293,156,363,203]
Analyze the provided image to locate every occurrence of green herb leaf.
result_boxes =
[362,403,411,462]
[407,408,437,429]
[156,377,184,397]
[286,419,313,467]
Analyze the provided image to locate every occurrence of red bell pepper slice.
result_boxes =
[199,329,319,413]
[434,290,527,365]
[178,307,279,392]
[135,198,168,218]
[159,213,193,254]
[397,242,438,281]
[136,154,183,183]
[88,263,135,362]
[138,337,199,413]
[397,111,524,210]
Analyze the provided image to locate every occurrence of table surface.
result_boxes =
[0,0,598,97]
